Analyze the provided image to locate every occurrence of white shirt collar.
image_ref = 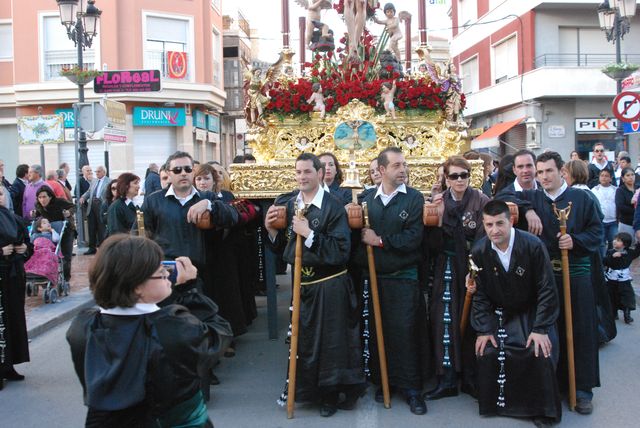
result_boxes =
[296,185,325,210]
[322,182,330,193]
[125,198,135,206]
[591,158,608,169]
[165,185,199,205]
[100,303,160,315]
[491,227,516,271]
[375,183,407,199]
[514,178,537,192]
[543,180,568,201]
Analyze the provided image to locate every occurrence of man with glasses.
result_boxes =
[587,142,616,188]
[355,147,427,415]
[141,151,238,272]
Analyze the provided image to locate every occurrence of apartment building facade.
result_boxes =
[0,0,226,183]
[451,0,640,161]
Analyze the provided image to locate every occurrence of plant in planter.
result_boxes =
[59,66,102,85]
[601,62,639,80]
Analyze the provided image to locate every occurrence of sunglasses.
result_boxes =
[170,166,193,174]
[447,172,470,181]
[594,149,604,153]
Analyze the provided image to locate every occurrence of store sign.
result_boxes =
[547,125,565,138]
[17,115,65,145]
[207,114,220,133]
[208,131,219,143]
[103,100,127,143]
[55,108,75,128]
[622,72,640,90]
[133,107,186,127]
[193,110,206,129]
[167,51,188,79]
[575,118,618,133]
[94,70,161,93]
[195,129,207,141]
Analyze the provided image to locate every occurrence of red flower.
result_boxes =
[398,101,406,109]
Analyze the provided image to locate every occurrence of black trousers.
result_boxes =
[86,199,105,249]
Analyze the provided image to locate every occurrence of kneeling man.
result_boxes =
[470,200,561,426]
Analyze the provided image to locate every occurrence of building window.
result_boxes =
[213,28,222,87]
[460,56,479,94]
[42,15,96,81]
[0,22,13,60]
[458,0,477,28]
[144,15,192,80]
[492,35,518,84]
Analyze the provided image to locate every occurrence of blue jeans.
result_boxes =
[601,221,618,258]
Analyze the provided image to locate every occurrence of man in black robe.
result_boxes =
[501,151,602,415]
[470,200,561,426]
[355,147,427,415]
[265,153,364,417]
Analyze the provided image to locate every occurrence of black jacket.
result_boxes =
[10,177,26,217]
[588,161,616,188]
[145,171,162,196]
[106,198,137,236]
[141,188,238,267]
[615,185,635,225]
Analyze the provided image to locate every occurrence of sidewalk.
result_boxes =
[25,251,640,340]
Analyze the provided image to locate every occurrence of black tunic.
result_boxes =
[269,190,364,402]
[514,187,602,393]
[0,207,30,368]
[106,198,137,236]
[471,230,561,421]
[355,186,427,390]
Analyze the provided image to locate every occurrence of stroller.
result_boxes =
[24,220,70,304]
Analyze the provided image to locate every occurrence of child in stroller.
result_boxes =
[24,218,69,303]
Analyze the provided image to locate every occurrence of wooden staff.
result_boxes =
[553,202,576,411]
[460,256,482,337]
[363,202,391,409]
[287,204,306,419]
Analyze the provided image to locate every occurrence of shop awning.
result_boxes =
[471,117,526,149]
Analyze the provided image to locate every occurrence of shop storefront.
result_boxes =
[132,107,182,178]
[575,118,619,161]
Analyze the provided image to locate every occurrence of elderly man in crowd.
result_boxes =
[22,164,50,219]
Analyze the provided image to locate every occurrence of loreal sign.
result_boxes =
[94,70,161,93]
[133,107,186,127]
[575,118,618,134]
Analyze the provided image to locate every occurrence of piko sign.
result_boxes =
[93,70,162,94]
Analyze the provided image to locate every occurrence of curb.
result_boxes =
[27,287,95,340]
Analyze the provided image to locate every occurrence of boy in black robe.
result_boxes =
[265,153,364,417]
[500,151,603,415]
[355,147,427,415]
[470,200,561,427]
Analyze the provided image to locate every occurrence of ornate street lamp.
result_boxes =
[56,0,102,246]
[598,0,637,152]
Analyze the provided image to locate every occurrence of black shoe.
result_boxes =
[337,384,367,410]
[623,309,634,324]
[532,416,555,427]
[375,386,396,403]
[424,385,458,400]
[406,395,427,415]
[209,373,220,386]
[319,403,337,417]
[575,398,593,415]
[2,367,25,381]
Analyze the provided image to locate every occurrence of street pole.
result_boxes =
[75,17,88,246]
[614,13,626,152]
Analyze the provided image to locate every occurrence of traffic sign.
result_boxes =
[612,91,640,122]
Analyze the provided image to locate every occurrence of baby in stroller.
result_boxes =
[24,218,68,303]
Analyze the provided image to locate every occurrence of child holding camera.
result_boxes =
[603,232,640,324]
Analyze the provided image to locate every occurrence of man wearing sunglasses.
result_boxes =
[587,142,616,188]
[141,151,238,272]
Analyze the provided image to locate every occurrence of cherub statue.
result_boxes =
[380,80,397,119]
[307,82,326,118]
[243,53,284,127]
[295,0,332,48]
[373,3,411,61]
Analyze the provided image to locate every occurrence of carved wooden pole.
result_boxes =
[299,16,306,74]
[281,0,290,49]
[418,0,427,45]
[404,14,412,72]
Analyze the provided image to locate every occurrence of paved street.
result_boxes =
[2,273,640,428]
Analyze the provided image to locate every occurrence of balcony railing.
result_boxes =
[44,49,95,81]
[145,50,191,80]
[534,53,640,68]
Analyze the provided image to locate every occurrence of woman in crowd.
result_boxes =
[33,186,75,285]
[193,164,249,358]
[318,152,351,205]
[426,156,490,400]
[100,179,118,229]
[492,154,515,195]
[0,185,30,389]
[106,173,141,236]
[616,167,637,240]
[66,235,218,427]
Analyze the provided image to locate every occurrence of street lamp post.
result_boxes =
[57,0,101,246]
[598,0,637,152]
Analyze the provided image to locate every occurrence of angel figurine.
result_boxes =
[373,3,411,61]
[440,62,464,124]
[243,53,284,126]
[295,0,332,48]
[380,80,397,119]
[307,83,326,118]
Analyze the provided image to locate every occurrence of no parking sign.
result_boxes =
[612,91,640,122]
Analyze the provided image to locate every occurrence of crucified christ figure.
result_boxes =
[343,0,368,60]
